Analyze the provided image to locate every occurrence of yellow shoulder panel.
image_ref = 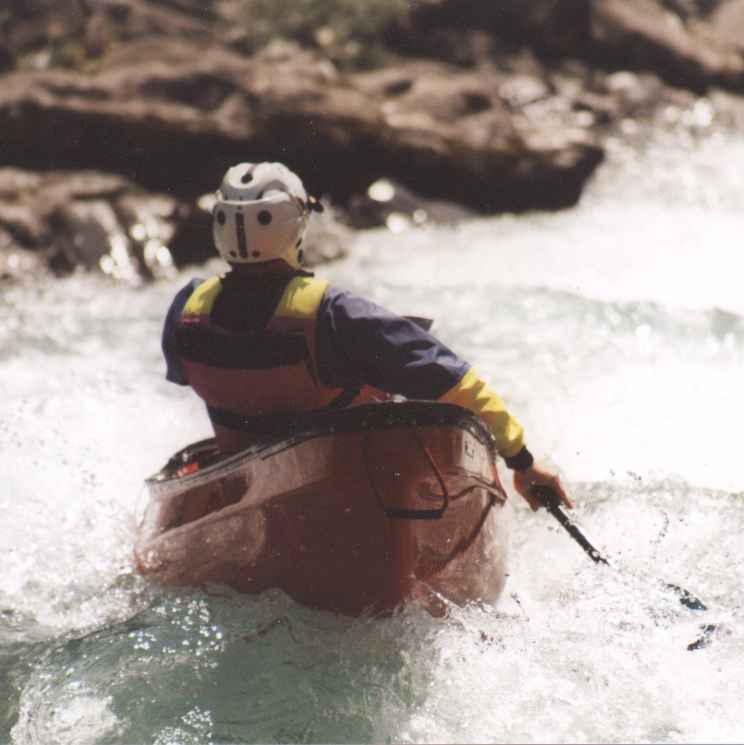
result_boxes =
[275,277,329,321]
[182,276,223,317]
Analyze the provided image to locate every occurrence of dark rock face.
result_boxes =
[352,59,603,212]
[394,0,592,59]
[1,1,90,63]
[397,0,744,93]
[346,177,475,230]
[0,34,602,277]
[0,167,181,281]
[0,0,219,69]
[0,166,351,281]
[590,0,744,91]
[0,38,603,211]
[1,0,742,279]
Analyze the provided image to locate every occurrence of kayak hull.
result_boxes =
[134,402,510,616]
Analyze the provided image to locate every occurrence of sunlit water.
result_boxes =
[2,127,743,744]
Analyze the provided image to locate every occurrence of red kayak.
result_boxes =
[134,401,510,616]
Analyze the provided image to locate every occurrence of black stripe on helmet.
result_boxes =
[235,212,248,258]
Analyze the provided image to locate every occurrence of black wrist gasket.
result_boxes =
[504,446,534,471]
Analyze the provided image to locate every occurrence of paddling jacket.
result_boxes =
[162,271,527,459]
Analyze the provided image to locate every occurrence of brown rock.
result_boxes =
[0,201,48,247]
[52,199,123,268]
[393,0,591,58]
[0,235,48,282]
[0,167,182,280]
[0,0,89,60]
[302,202,352,265]
[710,0,744,41]
[0,38,603,217]
[396,0,744,93]
[354,59,602,211]
[590,0,744,90]
[346,177,474,230]
[1,0,219,69]
[0,165,352,278]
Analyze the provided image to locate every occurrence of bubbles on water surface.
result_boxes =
[12,681,121,745]
[7,590,445,744]
[8,474,744,745]
[2,130,744,743]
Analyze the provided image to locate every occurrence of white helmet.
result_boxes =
[212,162,321,269]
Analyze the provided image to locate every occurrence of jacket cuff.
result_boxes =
[503,446,534,471]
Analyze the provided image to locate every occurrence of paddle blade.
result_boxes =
[687,624,718,651]
[665,582,708,612]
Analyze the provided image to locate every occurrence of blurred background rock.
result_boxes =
[1,0,743,282]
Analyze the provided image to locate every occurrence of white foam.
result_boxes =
[3,130,743,742]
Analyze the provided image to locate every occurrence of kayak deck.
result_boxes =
[135,401,510,616]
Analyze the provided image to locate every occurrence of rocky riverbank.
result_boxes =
[1,0,743,282]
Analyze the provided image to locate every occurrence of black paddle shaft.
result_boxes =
[532,486,610,566]
[530,485,710,614]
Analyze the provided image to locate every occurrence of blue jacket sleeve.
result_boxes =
[315,285,527,457]
[315,286,469,398]
[162,278,203,385]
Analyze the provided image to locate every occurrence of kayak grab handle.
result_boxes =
[363,429,449,520]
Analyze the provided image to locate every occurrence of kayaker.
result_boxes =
[162,162,573,512]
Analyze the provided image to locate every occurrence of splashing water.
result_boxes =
[2,128,743,744]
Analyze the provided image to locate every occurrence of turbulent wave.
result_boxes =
[2,130,743,744]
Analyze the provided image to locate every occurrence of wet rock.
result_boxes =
[0,0,89,63]
[499,75,552,110]
[0,201,47,248]
[166,200,214,270]
[3,0,740,283]
[0,167,179,281]
[0,38,603,217]
[706,0,744,51]
[393,0,592,59]
[302,202,353,265]
[592,70,671,120]
[1,0,219,70]
[354,59,603,212]
[52,200,124,269]
[0,233,48,282]
[590,0,744,92]
[0,164,349,279]
[386,24,508,68]
[346,178,474,230]
[708,87,744,127]
[398,0,744,94]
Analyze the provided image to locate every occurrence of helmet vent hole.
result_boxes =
[216,210,226,225]
[258,210,272,226]
[296,237,303,248]
[297,249,305,264]
[240,171,253,184]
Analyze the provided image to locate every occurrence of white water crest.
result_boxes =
[2,127,743,744]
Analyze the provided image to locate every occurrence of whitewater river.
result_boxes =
[2,126,743,744]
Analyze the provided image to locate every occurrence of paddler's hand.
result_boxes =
[513,465,574,512]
